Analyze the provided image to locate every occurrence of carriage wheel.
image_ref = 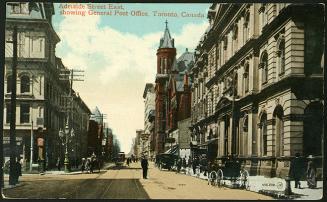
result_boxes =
[239,169,249,189]
[208,171,217,186]
[216,169,224,187]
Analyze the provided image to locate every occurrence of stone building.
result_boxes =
[154,22,194,154]
[190,3,324,177]
[4,2,91,169]
[143,83,155,158]
[135,129,143,159]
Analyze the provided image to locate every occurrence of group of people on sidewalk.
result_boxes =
[289,153,318,189]
[154,152,318,190]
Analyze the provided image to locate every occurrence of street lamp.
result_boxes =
[59,120,73,172]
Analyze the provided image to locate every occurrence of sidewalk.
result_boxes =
[171,166,323,200]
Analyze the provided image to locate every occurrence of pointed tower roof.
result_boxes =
[159,20,175,49]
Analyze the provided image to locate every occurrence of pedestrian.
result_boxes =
[306,155,317,189]
[15,157,22,184]
[141,156,149,179]
[126,158,130,166]
[176,158,182,173]
[182,157,186,170]
[192,157,198,175]
[289,152,304,189]
[56,157,61,171]
[85,158,91,173]
[81,158,86,173]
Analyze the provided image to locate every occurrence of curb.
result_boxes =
[2,183,25,190]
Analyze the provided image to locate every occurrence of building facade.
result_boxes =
[4,2,91,170]
[143,83,155,158]
[154,22,194,155]
[190,3,324,177]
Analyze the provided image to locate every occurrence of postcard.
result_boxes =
[1,1,324,200]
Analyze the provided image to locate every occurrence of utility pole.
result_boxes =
[59,68,84,170]
[9,26,18,186]
[29,116,33,172]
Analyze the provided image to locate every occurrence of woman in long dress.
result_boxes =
[306,159,317,189]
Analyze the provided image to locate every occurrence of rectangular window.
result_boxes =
[9,3,28,14]
[39,76,42,95]
[6,104,11,123]
[20,103,30,123]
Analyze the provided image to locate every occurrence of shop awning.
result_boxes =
[198,138,218,148]
[164,144,179,155]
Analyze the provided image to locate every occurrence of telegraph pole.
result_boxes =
[9,26,18,186]
[59,68,84,169]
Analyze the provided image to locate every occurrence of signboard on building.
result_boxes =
[3,136,22,145]
[37,137,44,147]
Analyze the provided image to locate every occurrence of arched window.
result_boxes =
[243,63,249,94]
[21,75,30,93]
[273,105,284,157]
[7,75,12,93]
[242,114,249,156]
[260,112,268,156]
[232,24,238,53]
[277,35,285,75]
[260,51,268,84]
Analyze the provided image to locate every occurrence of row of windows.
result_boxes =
[5,103,37,124]
[6,75,30,93]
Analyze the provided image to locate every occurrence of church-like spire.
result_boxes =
[159,20,175,48]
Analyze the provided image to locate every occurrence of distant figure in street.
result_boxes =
[85,158,91,173]
[176,158,182,173]
[192,157,198,175]
[289,152,304,189]
[15,157,22,184]
[126,158,130,166]
[56,157,61,171]
[81,158,86,173]
[141,156,149,179]
[306,155,317,189]
[182,158,186,170]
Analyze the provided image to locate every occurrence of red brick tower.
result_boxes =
[155,21,176,154]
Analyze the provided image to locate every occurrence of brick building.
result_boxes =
[154,22,194,154]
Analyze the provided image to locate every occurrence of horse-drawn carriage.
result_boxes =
[156,153,178,170]
[208,158,249,189]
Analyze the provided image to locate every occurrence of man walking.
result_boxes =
[141,156,149,179]
[289,152,304,189]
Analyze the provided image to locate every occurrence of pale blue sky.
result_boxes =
[52,3,211,153]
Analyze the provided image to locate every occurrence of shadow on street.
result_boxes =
[3,178,149,199]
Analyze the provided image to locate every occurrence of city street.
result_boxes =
[3,162,272,199]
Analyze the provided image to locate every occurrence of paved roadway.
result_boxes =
[2,162,272,199]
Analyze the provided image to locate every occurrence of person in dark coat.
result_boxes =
[192,157,198,175]
[56,157,61,171]
[306,156,317,189]
[182,158,186,169]
[141,156,149,179]
[81,158,86,173]
[126,158,130,166]
[289,153,304,189]
[15,157,22,184]
[176,158,182,173]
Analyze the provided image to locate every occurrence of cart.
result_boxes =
[156,153,178,171]
[208,158,249,189]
